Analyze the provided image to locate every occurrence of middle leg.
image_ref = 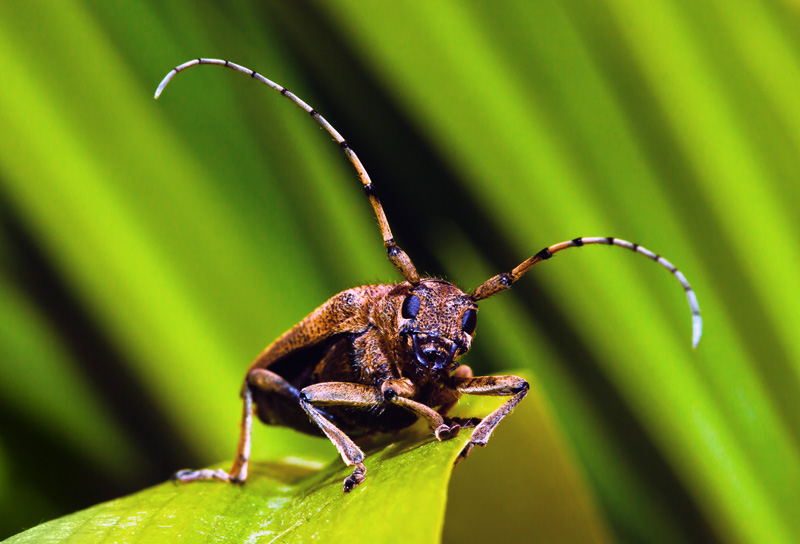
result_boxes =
[299,382,384,492]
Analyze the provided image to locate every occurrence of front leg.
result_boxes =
[453,374,529,463]
[435,365,481,431]
[380,379,461,440]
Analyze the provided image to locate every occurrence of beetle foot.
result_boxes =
[172,468,230,483]
[435,423,462,441]
[454,441,478,465]
[343,463,366,493]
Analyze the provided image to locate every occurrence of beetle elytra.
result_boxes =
[155,58,702,492]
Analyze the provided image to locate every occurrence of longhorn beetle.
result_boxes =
[155,58,702,493]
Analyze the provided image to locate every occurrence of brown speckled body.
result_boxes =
[249,280,474,437]
[180,275,530,493]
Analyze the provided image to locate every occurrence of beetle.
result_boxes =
[155,58,702,493]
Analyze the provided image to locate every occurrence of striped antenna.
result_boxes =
[471,237,702,347]
[155,58,420,285]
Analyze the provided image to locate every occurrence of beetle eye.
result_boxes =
[401,294,421,319]
[461,308,477,335]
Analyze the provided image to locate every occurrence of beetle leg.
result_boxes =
[378,379,461,440]
[299,382,384,492]
[436,365,479,429]
[173,384,254,484]
[172,368,298,485]
[421,366,480,432]
[452,375,529,463]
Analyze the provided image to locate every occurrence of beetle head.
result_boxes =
[396,279,477,373]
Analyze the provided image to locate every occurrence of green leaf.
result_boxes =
[7,431,470,544]
[7,373,610,543]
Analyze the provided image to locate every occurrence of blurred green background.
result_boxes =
[2,0,799,542]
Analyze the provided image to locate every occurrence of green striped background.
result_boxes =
[1,1,798,542]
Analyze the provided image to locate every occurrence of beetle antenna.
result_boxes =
[155,58,420,285]
[470,237,702,347]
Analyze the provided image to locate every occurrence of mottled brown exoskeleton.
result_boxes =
[155,59,703,492]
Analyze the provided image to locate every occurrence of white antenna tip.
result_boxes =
[692,314,703,348]
[154,71,176,100]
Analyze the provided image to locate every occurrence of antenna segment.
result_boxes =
[156,58,420,285]
[471,236,702,347]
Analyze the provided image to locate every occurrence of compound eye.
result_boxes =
[461,308,477,335]
[401,294,421,319]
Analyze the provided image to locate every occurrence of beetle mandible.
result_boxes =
[155,58,703,493]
